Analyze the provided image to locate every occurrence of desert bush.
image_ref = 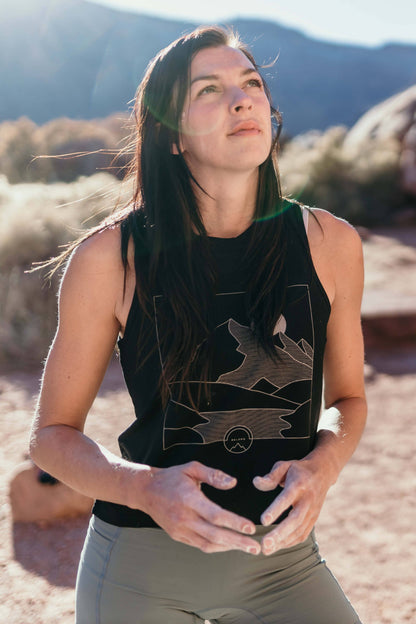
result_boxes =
[0,117,42,183]
[37,117,131,183]
[0,173,130,369]
[279,126,410,225]
[0,114,131,185]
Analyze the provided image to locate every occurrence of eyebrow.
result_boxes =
[190,67,260,86]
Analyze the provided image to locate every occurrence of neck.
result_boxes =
[192,169,259,238]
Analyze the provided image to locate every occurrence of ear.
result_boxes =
[171,142,181,155]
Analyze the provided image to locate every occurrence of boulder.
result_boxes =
[9,460,93,525]
[343,85,416,195]
[361,287,416,348]
[362,313,416,349]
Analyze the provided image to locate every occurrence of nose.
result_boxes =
[230,87,253,113]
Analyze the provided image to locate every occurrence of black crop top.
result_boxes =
[93,203,331,527]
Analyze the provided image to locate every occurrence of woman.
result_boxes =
[30,26,367,623]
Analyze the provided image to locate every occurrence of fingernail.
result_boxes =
[243,524,255,535]
[248,546,260,555]
[221,475,235,485]
[262,514,272,525]
[264,537,274,550]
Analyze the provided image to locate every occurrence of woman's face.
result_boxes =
[177,45,273,180]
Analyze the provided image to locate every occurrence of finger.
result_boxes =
[261,527,285,555]
[260,487,296,526]
[170,526,234,553]
[261,505,310,554]
[186,461,237,491]
[252,474,276,491]
[253,461,290,491]
[198,495,257,537]
[273,527,312,550]
[275,503,314,547]
[194,519,262,555]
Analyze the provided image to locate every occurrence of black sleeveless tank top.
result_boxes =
[93,203,331,527]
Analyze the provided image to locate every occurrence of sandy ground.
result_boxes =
[1,227,416,624]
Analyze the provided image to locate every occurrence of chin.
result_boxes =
[237,146,270,166]
[231,154,270,171]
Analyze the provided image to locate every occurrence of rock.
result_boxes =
[361,287,416,348]
[8,460,93,525]
[362,313,416,349]
[343,85,416,196]
[401,125,416,194]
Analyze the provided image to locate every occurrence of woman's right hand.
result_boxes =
[137,460,262,555]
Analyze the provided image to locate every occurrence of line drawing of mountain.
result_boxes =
[217,318,312,390]
[230,443,247,452]
[158,286,315,451]
[164,426,205,448]
[164,399,211,430]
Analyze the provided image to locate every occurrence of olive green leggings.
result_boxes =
[75,516,362,624]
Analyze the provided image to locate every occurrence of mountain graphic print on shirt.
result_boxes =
[155,284,315,454]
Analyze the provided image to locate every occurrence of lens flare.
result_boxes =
[254,197,295,223]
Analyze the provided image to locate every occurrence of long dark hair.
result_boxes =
[43,25,301,406]
[122,25,292,406]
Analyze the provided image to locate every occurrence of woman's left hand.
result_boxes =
[253,457,333,555]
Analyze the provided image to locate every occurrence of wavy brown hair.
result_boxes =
[42,25,308,407]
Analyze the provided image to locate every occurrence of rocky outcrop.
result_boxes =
[361,310,416,348]
[343,85,416,196]
[361,291,416,348]
[360,228,416,348]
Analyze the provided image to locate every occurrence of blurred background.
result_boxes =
[0,2,415,623]
[0,0,416,366]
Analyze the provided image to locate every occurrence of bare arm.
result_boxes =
[30,228,141,504]
[30,227,261,555]
[305,210,367,484]
[254,212,367,553]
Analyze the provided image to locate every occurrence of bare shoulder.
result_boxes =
[307,207,363,257]
[62,223,136,335]
[308,207,364,312]
[57,225,128,327]
[62,223,135,294]
[303,207,364,306]
[66,225,124,278]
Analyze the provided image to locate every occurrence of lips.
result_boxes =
[229,121,261,136]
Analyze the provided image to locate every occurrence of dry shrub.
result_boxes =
[279,126,408,225]
[0,118,42,183]
[0,115,131,184]
[0,268,58,369]
[37,117,131,183]
[0,173,130,369]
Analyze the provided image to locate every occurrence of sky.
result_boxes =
[88,0,416,48]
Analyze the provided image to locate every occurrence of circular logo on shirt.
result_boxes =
[223,426,253,453]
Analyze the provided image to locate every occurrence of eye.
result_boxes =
[246,78,263,89]
[197,84,218,96]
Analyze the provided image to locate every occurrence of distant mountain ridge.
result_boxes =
[1,0,416,135]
